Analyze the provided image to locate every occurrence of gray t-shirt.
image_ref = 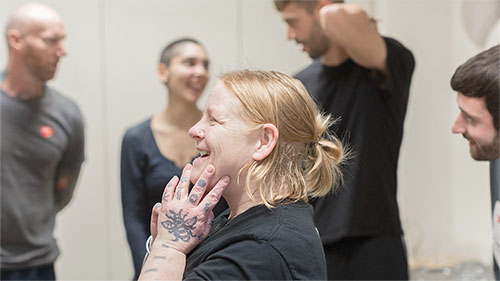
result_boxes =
[1,85,84,269]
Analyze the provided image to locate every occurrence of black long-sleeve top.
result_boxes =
[120,119,184,280]
[120,119,228,280]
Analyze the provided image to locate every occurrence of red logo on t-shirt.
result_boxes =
[39,126,54,138]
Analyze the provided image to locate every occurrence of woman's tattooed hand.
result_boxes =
[150,164,229,255]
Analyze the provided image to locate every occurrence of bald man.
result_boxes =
[0,3,84,280]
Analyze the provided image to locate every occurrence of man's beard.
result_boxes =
[468,132,500,161]
[24,46,57,82]
[302,23,330,59]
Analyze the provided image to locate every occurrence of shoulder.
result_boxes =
[43,87,85,137]
[269,203,327,278]
[294,60,322,82]
[383,37,415,67]
[121,119,153,151]
[268,203,322,251]
[124,119,152,140]
[239,203,324,274]
[186,235,293,280]
[383,37,408,50]
[192,203,325,280]
[45,86,83,119]
[225,202,317,240]
[121,119,153,162]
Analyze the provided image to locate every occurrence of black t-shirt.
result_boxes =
[183,201,327,280]
[294,37,415,244]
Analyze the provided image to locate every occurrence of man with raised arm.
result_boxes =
[275,1,415,279]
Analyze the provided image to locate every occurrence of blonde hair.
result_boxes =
[220,70,346,208]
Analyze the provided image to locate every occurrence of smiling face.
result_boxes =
[452,92,499,160]
[160,42,209,103]
[188,81,259,188]
[279,2,329,59]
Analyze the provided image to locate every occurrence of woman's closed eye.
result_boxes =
[208,116,219,125]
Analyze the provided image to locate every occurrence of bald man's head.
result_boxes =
[5,2,63,39]
[4,2,67,82]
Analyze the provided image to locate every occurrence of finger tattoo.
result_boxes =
[198,179,207,187]
[144,268,158,273]
[189,194,198,203]
[204,203,212,212]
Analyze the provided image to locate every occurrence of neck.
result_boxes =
[1,60,44,99]
[320,43,349,66]
[161,93,201,129]
[223,178,262,219]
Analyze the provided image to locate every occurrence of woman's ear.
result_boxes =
[157,63,169,83]
[252,124,279,161]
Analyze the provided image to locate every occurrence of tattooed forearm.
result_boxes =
[144,268,158,273]
[161,209,198,242]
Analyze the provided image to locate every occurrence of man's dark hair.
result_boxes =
[159,37,203,66]
[451,44,499,130]
[274,0,319,13]
[274,0,343,13]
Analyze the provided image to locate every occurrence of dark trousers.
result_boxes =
[324,235,408,280]
[494,256,499,281]
[1,264,55,281]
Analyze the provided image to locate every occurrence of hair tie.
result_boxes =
[309,139,319,148]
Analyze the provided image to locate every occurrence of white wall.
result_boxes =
[0,0,497,279]
[374,0,497,267]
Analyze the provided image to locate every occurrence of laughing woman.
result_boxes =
[139,70,346,280]
[120,38,213,280]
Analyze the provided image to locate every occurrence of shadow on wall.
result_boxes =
[462,0,499,47]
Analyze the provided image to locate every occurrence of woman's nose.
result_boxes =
[195,64,208,78]
[189,123,204,139]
